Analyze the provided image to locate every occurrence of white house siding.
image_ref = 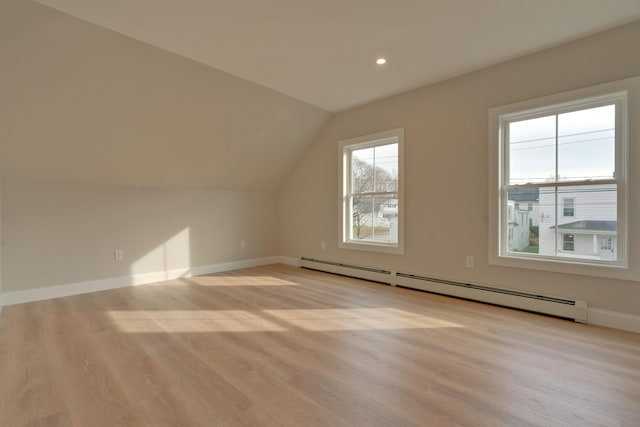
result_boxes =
[539,184,616,258]
[507,202,530,251]
[573,234,595,256]
[529,203,540,227]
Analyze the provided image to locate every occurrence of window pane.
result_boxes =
[374,143,398,192]
[350,194,399,244]
[373,195,398,243]
[351,147,374,194]
[506,188,538,254]
[562,234,575,251]
[562,198,575,217]
[537,184,617,261]
[558,105,615,181]
[351,195,373,241]
[508,115,556,184]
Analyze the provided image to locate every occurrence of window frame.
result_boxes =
[562,197,576,218]
[488,77,640,280]
[562,233,575,252]
[338,128,405,255]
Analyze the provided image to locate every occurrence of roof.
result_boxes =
[551,220,617,232]
[508,187,539,202]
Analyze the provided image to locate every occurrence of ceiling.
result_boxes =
[33,0,640,112]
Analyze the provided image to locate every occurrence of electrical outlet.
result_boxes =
[240,240,246,249]
[321,241,326,250]
[114,249,124,261]
[466,255,474,268]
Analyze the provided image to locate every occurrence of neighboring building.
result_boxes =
[539,184,617,260]
[507,200,531,251]
[379,199,398,243]
[508,187,540,227]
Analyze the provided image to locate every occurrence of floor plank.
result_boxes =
[1,264,639,426]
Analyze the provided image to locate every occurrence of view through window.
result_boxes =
[339,128,404,254]
[504,102,621,263]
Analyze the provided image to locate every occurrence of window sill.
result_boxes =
[339,241,404,255]
[489,252,638,281]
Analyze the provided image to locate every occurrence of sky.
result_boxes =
[508,104,615,184]
[352,142,398,175]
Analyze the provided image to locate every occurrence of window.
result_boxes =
[502,98,622,262]
[488,77,637,279]
[562,234,575,252]
[339,128,404,254]
[562,198,575,217]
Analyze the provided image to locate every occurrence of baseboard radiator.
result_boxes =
[300,257,587,323]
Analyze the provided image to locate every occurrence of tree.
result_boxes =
[351,158,397,239]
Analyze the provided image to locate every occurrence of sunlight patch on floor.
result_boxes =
[263,308,464,331]
[107,310,286,332]
[107,307,463,333]
[189,275,299,287]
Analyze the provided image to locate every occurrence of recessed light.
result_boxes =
[376,58,387,65]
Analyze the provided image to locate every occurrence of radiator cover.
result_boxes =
[300,257,587,323]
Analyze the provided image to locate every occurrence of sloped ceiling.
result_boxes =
[2,1,640,191]
[0,0,331,191]
[33,0,640,112]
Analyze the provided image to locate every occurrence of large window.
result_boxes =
[488,79,635,278]
[339,128,404,254]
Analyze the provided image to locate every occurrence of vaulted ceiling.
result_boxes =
[2,0,640,191]
[33,0,640,112]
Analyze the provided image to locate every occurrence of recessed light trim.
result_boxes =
[376,58,387,65]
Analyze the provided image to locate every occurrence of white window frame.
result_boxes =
[488,77,640,280]
[562,197,576,218]
[562,233,575,252]
[339,128,404,254]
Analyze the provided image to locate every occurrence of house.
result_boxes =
[539,184,617,260]
[1,0,640,425]
[508,187,540,227]
[506,200,531,251]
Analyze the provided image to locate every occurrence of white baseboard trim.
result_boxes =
[0,256,285,307]
[587,308,640,333]
[4,257,638,335]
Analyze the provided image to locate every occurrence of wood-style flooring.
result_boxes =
[1,264,639,426]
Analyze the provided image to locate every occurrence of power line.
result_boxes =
[510,136,614,152]
[509,127,614,145]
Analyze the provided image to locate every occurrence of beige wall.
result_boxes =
[278,21,640,316]
[2,0,640,317]
[0,0,328,293]
[0,0,330,191]
[3,178,276,292]
[0,175,3,299]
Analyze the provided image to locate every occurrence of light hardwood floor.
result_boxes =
[1,264,639,426]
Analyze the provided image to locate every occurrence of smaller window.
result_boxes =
[527,202,533,211]
[563,234,575,252]
[339,128,404,254]
[562,198,575,217]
